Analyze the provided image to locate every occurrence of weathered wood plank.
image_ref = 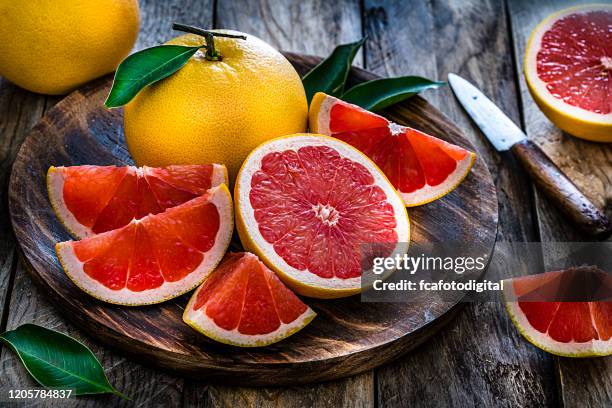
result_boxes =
[0,1,213,406]
[508,0,612,406]
[364,0,557,406]
[215,0,364,66]
[182,1,371,406]
[0,81,51,332]
[0,262,184,407]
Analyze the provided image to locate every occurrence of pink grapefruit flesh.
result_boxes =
[235,134,410,299]
[56,185,233,305]
[309,92,476,206]
[524,4,612,141]
[503,267,612,357]
[48,164,228,238]
[183,252,316,347]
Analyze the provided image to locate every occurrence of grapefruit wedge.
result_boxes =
[309,92,476,206]
[524,4,612,142]
[56,185,233,305]
[48,164,228,238]
[183,252,316,347]
[503,266,612,357]
[235,134,410,299]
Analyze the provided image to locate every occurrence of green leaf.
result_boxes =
[0,324,125,398]
[302,38,366,103]
[105,44,202,108]
[342,76,445,111]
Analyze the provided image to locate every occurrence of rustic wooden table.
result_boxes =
[0,0,610,406]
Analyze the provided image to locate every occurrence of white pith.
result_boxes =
[210,163,230,187]
[184,298,316,347]
[48,164,228,239]
[56,185,234,306]
[312,96,333,135]
[503,282,612,357]
[237,135,410,293]
[399,153,475,206]
[524,4,612,124]
[47,167,95,238]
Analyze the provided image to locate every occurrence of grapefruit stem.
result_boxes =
[172,23,246,61]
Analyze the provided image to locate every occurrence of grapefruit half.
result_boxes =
[56,185,233,305]
[309,92,476,206]
[503,267,612,357]
[524,4,612,142]
[48,164,228,238]
[183,252,316,347]
[235,134,410,299]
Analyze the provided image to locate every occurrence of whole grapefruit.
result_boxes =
[0,0,139,95]
[123,31,308,182]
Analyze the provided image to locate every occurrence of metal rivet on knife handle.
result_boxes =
[511,139,612,239]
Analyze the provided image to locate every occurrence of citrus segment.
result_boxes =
[309,92,476,206]
[48,164,227,238]
[56,185,233,305]
[183,252,316,347]
[503,267,612,357]
[235,134,410,299]
[524,4,612,142]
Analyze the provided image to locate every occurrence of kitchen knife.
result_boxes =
[448,73,611,239]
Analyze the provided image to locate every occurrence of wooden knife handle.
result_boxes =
[511,139,612,239]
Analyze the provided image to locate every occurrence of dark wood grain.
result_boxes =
[0,1,214,405]
[511,139,611,239]
[364,0,558,406]
[508,0,612,407]
[0,81,53,332]
[192,1,373,404]
[8,54,497,386]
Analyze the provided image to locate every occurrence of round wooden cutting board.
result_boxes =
[8,54,498,386]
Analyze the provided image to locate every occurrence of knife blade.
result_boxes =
[448,73,611,239]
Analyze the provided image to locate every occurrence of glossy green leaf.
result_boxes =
[0,324,125,397]
[302,38,366,103]
[342,76,445,111]
[105,44,202,108]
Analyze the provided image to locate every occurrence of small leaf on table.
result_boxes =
[105,44,202,108]
[0,324,125,397]
[302,38,366,103]
[342,76,445,111]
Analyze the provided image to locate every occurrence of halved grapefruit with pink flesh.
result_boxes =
[309,92,476,206]
[524,4,612,142]
[48,164,227,238]
[235,134,410,299]
[56,185,233,305]
[184,252,316,347]
[503,266,612,357]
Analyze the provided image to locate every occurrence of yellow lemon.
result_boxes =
[0,0,139,95]
[123,31,308,182]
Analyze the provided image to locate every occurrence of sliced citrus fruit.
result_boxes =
[524,4,612,142]
[503,266,612,357]
[48,164,228,238]
[309,92,476,206]
[183,252,316,347]
[56,185,233,305]
[235,134,410,299]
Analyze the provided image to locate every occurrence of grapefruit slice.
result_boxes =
[503,266,612,357]
[183,252,316,347]
[48,164,228,238]
[524,4,612,142]
[235,134,410,299]
[309,92,476,206]
[56,185,233,305]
